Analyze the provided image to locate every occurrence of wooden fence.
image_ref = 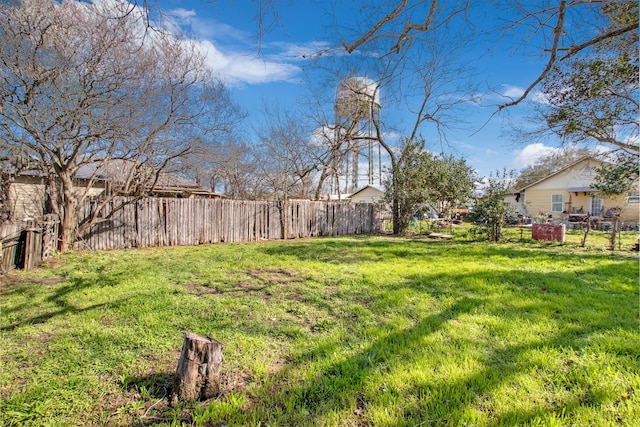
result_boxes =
[77,197,385,250]
[1,215,59,272]
[1,199,383,270]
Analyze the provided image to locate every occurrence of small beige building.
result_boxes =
[7,161,221,223]
[514,157,639,224]
[349,185,385,204]
[6,173,44,222]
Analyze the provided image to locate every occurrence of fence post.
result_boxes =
[66,197,384,251]
[23,227,42,271]
[40,214,59,261]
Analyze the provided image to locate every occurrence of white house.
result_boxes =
[349,185,385,203]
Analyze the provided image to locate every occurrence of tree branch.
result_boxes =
[559,22,639,61]
[342,0,409,53]
[498,0,567,111]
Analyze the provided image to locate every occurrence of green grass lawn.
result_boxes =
[1,231,638,426]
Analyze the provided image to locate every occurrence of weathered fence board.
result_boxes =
[1,215,59,272]
[2,198,383,270]
[77,197,383,251]
[1,223,23,272]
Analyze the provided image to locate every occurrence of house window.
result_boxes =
[590,197,603,215]
[627,190,639,204]
[551,194,564,212]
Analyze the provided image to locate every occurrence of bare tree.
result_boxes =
[254,104,321,201]
[326,22,477,233]
[309,124,353,200]
[495,0,638,111]
[0,0,242,250]
[330,1,637,109]
[207,141,266,200]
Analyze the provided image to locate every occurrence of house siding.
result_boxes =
[9,178,47,221]
[523,188,559,217]
[619,196,640,222]
[350,187,385,204]
[520,158,639,223]
[524,189,634,220]
[9,180,106,222]
[7,170,217,224]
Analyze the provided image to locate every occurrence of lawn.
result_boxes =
[1,230,638,426]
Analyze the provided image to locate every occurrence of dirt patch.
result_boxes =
[286,291,304,303]
[0,272,66,290]
[245,267,302,287]
[184,282,221,296]
[89,350,182,426]
[145,349,181,374]
[183,268,305,302]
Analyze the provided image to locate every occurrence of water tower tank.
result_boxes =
[335,77,381,121]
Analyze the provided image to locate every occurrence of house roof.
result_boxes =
[17,160,220,196]
[327,194,350,200]
[348,185,385,198]
[566,186,597,193]
[75,160,205,191]
[518,156,604,192]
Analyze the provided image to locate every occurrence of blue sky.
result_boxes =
[150,0,569,178]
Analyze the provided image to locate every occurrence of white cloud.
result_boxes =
[512,143,559,168]
[381,131,403,145]
[501,85,525,99]
[468,84,528,106]
[197,40,230,68]
[269,41,335,60]
[164,8,245,41]
[168,8,196,20]
[193,40,299,85]
[162,8,311,86]
[225,55,301,85]
[531,90,550,105]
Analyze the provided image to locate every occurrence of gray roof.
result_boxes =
[567,186,597,193]
[75,160,202,190]
[18,160,218,195]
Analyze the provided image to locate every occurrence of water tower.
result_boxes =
[334,76,382,193]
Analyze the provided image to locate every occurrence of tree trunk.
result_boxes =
[580,215,591,248]
[59,203,76,252]
[172,332,224,403]
[58,171,77,252]
[314,168,330,201]
[609,214,621,251]
[392,196,400,234]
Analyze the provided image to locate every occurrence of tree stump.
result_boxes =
[172,332,224,403]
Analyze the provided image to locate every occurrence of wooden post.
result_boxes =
[172,332,223,403]
[23,227,41,271]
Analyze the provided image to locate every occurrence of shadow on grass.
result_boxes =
[122,372,174,400]
[398,331,617,426]
[1,274,122,332]
[257,236,630,265]
[5,238,636,425]
[172,251,638,426]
